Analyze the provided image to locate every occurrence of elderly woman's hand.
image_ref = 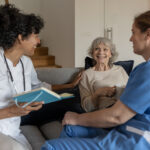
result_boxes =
[95,86,116,97]
[8,101,43,117]
[62,111,79,126]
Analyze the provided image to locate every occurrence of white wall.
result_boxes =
[105,0,150,67]
[40,0,75,67]
[1,0,150,68]
[75,0,104,67]
[75,0,150,67]
[1,0,42,14]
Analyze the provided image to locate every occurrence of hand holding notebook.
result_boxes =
[13,87,74,108]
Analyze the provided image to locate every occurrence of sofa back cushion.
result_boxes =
[85,56,134,75]
[36,68,82,85]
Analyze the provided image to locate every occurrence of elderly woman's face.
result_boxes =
[92,43,112,65]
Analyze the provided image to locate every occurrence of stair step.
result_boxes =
[35,65,62,68]
[31,55,55,67]
[31,46,61,68]
[34,47,48,56]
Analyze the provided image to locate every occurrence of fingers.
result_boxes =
[98,86,116,97]
[62,111,79,126]
[72,72,83,87]
[62,112,71,125]
[18,101,43,113]
[8,102,43,117]
[8,104,30,116]
[29,101,44,106]
[107,86,116,97]
[24,102,43,111]
[62,112,69,126]
[78,71,84,77]
[62,118,66,126]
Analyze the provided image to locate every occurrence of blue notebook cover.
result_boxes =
[13,87,74,105]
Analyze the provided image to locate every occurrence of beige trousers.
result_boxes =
[0,132,29,150]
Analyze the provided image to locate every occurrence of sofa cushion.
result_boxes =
[21,125,45,150]
[40,121,62,140]
[85,56,134,75]
[113,60,134,75]
[36,68,81,85]
[0,132,26,150]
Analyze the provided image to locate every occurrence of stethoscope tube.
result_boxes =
[3,54,26,93]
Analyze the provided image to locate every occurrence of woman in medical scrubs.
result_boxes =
[42,10,150,150]
[0,4,46,150]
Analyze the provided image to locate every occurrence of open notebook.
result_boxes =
[13,87,74,108]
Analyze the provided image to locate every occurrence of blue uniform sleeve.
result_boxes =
[120,62,150,114]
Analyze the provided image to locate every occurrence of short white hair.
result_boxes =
[88,37,118,65]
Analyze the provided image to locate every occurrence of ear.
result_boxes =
[110,51,112,57]
[17,34,24,43]
[146,28,150,39]
[91,49,94,57]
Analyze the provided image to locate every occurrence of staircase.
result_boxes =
[31,47,61,68]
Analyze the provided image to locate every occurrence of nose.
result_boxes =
[99,49,105,53]
[129,35,133,42]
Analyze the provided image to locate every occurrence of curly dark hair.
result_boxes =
[0,4,44,50]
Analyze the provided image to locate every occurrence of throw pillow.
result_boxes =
[85,56,134,75]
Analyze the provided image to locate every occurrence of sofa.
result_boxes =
[20,59,134,150]
[21,67,83,150]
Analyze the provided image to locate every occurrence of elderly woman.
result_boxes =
[79,37,128,112]
[42,10,150,150]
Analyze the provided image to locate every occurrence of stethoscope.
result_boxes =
[3,54,42,108]
[3,54,26,94]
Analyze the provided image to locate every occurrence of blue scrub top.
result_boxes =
[120,61,150,130]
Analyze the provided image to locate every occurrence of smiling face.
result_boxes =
[19,33,40,56]
[130,23,147,55]
[92,43,112,65]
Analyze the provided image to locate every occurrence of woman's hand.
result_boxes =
[52,71,84,91]
[8,101,43,117]
[62,111,79,126]
[71,71,84,87]
[95,86,116,97]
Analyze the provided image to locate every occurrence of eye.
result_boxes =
[104,48,108,51]
[132,30,135,35]
[95,48,100,51]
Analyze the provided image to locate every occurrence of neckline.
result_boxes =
[92,65,115,72]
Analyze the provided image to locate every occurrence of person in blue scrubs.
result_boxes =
[41,10,150,150]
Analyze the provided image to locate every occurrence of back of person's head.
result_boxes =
[88,37,118,64]
[0,4,44,50]
[134,10,150,33]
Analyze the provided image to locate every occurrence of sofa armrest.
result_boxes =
[36,68,82,85]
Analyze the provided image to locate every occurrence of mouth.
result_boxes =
[96,55,107,59]
[33,45,37,49]
[32,45,38,51]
